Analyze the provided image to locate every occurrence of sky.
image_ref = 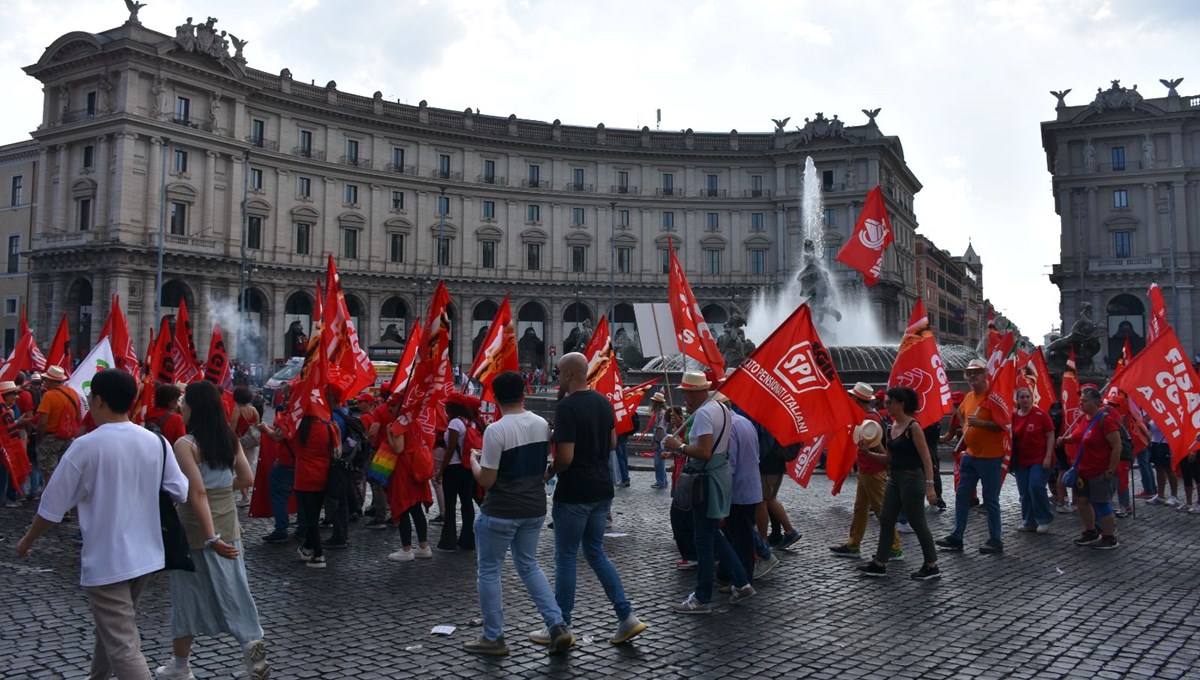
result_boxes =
[1,0,1196,341]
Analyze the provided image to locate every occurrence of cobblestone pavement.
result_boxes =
[3,470,1200,679]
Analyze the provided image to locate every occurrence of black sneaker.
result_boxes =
[261,532,289,544]
[856,561,887,578]
[1091,535,1119,550]
[365,518,388,530]
[911,564,941,580]
[1073,530,1101,546]
[548,623,575,655]
[324,540,349,550]
[464,636,509,657]
[829,545,861,558]
[979,539,1003,554]
[935,536,964,552]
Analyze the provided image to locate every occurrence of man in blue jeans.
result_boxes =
[257,424,305,543]
[467,371,572,657]
[544,353,647,646]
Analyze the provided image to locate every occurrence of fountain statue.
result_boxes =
[716,313,756,368]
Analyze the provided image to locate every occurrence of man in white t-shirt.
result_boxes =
[17,369,189,680]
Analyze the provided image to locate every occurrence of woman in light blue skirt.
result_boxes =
[156,381,268,680]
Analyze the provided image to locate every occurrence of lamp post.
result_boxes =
[609,201,617,326]
[237,149,250,361]
[153,136,170,325]
[437,186,447,280]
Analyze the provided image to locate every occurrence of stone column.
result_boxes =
[107,133,136,234]
[93,135,109,231]
[35,146,51,236]
[203,150,217,233]
[271,284,286,364]
[146,137,163,237]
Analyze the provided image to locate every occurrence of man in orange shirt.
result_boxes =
[34,366,79,487]
[937,359,1006,555]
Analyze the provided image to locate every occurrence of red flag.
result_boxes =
[46,313,72,373]
[99,295,139,379]
[984,311,1006,379]
[1060,349,1082,462]
[0,415,30,493]
[1112,326,1200,465]
[150,315,176,385]
[667,237,725,379]
[322,255,376,401]
[887,298,952,429]
[582,317,633,434]
[468,294,519,404]
[203,324,231,390]
[1024,347,1055,413]
[391,282,453,504]
[1148,283,1168,343]
[17,305,45,372]
[720,304,860,492]
[385,321,422,396]
[172,298,202,383]
[785,420,859,494]
[835,186,893,285]
[980,333,1017,476]
[620,377,659,417]
[0,333,45,383]
[18,304,29,340]
[276,288,332,438]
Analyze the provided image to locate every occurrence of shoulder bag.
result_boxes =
[672,404,729,512]
[158,434,195,572]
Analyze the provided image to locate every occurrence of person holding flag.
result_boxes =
[937,359,1007,555]
[1011,387,1056,534]
[1056,387,1122,549]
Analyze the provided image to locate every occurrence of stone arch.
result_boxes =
[159,279,194,312]
[283,290,314,358]
[379,296,409,343]
[291,205,320,220]
[471,299,499,358]
[345,293,367,340]
[37,32,102,68]
[517,301,548,368]
[66,277,94,359]
[561,300,594,355]
[1105,293,1146,369]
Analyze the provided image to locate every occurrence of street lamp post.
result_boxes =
[609,201,617,326]
[437,186,447,280]
[153,136,170,325]
[237,149,249,361]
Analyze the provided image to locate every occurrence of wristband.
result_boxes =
[925,481,934,486]
[204,534,221,548]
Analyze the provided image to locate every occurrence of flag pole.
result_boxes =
[648,309,674,410]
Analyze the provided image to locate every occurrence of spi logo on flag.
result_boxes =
[773,341,832,395]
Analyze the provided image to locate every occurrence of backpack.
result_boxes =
[630,410,642,434]
[50,387,80,439]
[457,419,484,460]
[334,410,373,473]
[145,413,172,437]
[411,444,435,483]
[1102,411,1135,461]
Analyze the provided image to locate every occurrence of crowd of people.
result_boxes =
[3,340,1197,672]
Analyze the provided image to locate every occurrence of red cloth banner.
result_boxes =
[323,255,376,401]
[583,317,632,434]
[468,294,519,404]
[385,320,422,396]
[46,314,72,374]
[1148,283,1168,343]
[172,298,203,384]
[835,186,893,285]
[888,298,952,429]
[1024,347,1056,413]
[99,295,140,380]
[1111,326,1200,465]
[276,287,332,437]
[204,324,231,390]
[667,237,725,379]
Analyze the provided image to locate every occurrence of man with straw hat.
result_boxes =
[830,383,903,560]
[34,365,79,489]
[649,391,669,489]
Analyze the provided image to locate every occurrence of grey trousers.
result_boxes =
[82,572,156,680]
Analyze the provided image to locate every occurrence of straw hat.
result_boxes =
[853,419,884,448]
[650,391,666,403]
[847,382,874,401]
[678,371,712,392]
[44,365,68,382]
[964,359,987,373]
[0,381,18,395]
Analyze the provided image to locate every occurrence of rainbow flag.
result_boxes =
[366,446,399,486]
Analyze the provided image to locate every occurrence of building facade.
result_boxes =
[915,235,978,347]
[0,141,36,356]
[1043,79,1200,368]
[21,14,924,368]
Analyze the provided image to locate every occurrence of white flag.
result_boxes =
[67,337,115,413]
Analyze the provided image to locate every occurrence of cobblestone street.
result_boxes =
[3,470,1199,679]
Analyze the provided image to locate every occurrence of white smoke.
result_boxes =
[204,290,266,366]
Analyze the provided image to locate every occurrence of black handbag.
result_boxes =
[158,435,195,572]
[671,404,729,512]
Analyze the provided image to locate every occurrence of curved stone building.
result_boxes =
[22,13,923,368]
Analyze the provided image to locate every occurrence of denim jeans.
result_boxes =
[269,463,296,535]
[475,512,563,641]
[952,454,1002,542]
[692,502,748,603]
[614,441,630,484]
[552,499,632,625]
[718,503,758,585]
[670,504,696,561]
[1013,464,1055,528]
[1136,448,1156,495]
[653,444,667,486]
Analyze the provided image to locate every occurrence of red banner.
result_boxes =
[18,305,45,372]
[888,298,952,429]
[172,298,203,384]
[203,324,231,390]
[150,316,176,385]
[721,304,860,494]
[619,377,659,435]
[1148,283,1168,343]
[1024,347,1056,413]
[583,317,632,434]
[0,332,45,383]
[46,313,72,374]
[835,185,893,285]
[385,320,421,396]
[667,237,725,379]
[1060,349,1082,459]
[277,288,332,438]
[1111,326,1200,465]
[323,255,376,401]
[395,282,453,474]
[99,295,139,380]
[468,294,519,405]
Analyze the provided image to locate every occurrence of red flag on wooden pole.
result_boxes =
[468,294,518,405]
[667,236,725,379]
[887,298,952,430]
[835,186,893,285]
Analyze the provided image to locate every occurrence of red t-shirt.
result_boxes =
[1012,408,1055,467]
[16,390,33,419]
[1070,412,1120,478]
[291,421,335,492]
[145,407,187,445]
[369,403,395,447]
[263,435,293,466]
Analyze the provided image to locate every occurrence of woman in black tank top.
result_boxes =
[856,387,942,581]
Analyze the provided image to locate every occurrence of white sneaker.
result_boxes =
[413,546,433,559]
[897,523,915,534]
[155,663,196,680]
[729,584,757,605]
[1148,495,1164,505]
[1165,496,1181,508]
[1036,524,1051,534]
[1189,504,1200,515]
[388,548,415,562]
[243,639,269,680]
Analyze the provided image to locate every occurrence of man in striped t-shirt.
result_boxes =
[466,371,573,657]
